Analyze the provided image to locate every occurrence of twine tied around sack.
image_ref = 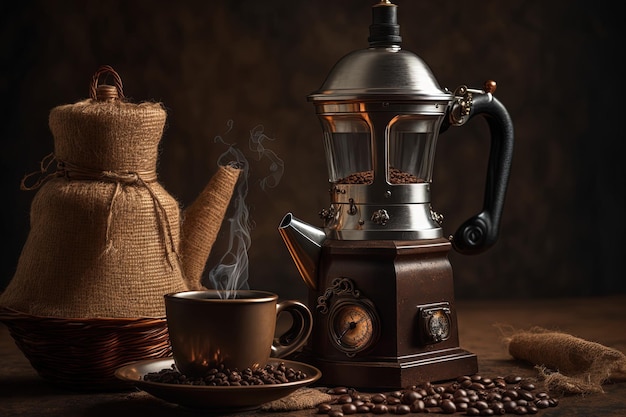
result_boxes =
[20,152,179,269]
[21,153,157,189]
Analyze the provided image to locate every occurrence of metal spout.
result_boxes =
[278,213,326,290]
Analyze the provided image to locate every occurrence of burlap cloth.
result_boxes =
[260,387,332,411]
[504,326,626,395]
[126,387,331,412]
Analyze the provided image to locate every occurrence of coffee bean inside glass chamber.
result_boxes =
[336,167,424,184]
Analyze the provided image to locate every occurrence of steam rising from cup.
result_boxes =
[249,124,284,191]
[208,120,284,299]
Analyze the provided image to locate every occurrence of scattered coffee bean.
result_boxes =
[452,387,465,395]
[409,399,425,413]
[490,401,506,415]
[441,399,457,414]
[351,393,364,402]
[504,400,518,412]
[386,396,401,405]
[487,392,502,402]
[329,386,349,395]
[520,391,534,401]
[470,382,486,390]
[371,393,386,404]
[318,373,559,415]
[494,378,507,389]
[514,405,528,415]
[352,399,365,407]
[505,375,522,384]
[456,401,469,411]
[337,395,352,404]
[318,403,332,413]
[504,389,519,400]
[401,390,421,404]
[466,406,481,416]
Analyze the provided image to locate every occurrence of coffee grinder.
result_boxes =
[279,0,513,389]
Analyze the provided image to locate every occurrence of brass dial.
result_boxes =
[329,300,379,354]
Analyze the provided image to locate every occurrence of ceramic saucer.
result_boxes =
[115,357,321,412]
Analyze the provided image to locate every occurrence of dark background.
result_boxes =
[1,0,623,303]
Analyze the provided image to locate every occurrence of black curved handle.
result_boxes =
[442,93,514,255]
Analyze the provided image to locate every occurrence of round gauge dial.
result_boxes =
[329,300,379,354]
[427,310,450,342]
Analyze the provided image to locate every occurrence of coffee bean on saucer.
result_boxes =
[142,361,306,386]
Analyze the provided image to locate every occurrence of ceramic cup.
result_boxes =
[164,290,313,376]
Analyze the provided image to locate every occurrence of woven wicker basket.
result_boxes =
[0,307,171,391]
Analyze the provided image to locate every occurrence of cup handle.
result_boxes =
[271,300,313,359]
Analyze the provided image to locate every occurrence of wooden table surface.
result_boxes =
[2,295,625,417]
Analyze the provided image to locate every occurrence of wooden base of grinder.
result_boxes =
[305,238,478,390]
[310,348,477,389]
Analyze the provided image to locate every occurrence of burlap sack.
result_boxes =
[0,66,240,319]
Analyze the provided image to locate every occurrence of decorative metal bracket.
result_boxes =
[347,198,358,215]
[430,205,444,225]
[371,209,390,226]
[449,85,473,126]
[317,277,361,314]
[319,206,337,222]
[449,80,497,126]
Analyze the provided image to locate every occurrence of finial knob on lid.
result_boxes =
[484,80,497,94]
[368,0,402,47]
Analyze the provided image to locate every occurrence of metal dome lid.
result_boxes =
[308,1,452,102]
